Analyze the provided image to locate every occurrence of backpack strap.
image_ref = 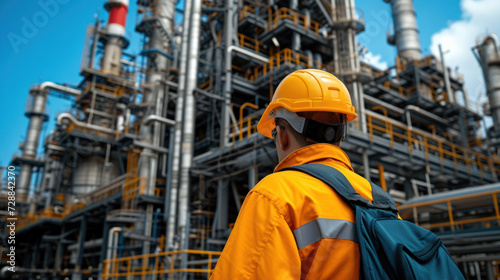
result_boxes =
[282,164,398,212]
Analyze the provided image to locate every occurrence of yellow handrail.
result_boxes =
[245,48,326,82]
[238,33,268,55]
[268,7,322,34]
[398,188,500,231]
[239,102,259,140]
[102,249,222,279]
[366,113,500,179]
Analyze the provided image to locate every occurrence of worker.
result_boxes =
[210,69,370,279]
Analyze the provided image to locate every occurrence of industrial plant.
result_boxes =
[1,0,500,279]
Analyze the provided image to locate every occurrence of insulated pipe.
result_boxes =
[404,105,449,129]
[105,227,122,275]
[227,46,268,63]
[56,113,117,134]
[179,0,202,253]
[39,82,82,96]
[222,0,235,148]
[314,53,322,68]
[364,94,405,115]
[101,0,129,75]
[384,0,422,60]
[439,45,455,104]
[167,0,192,251]
[143,115,176,127]
[292,33,301,52]
[305,50,313,67]
[304,9,311,30]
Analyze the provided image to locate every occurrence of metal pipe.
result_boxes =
[105,227,122,275]
[167,0,192,251]
[365,110,450,142]
[376,165,387,191]
[163,127,175,229]
[143,115,176,127]
[439,44,455,103]
[39,81,82,96]
[292,32,301,51]
[56,113,116,134]
[404,105,449,128]
[363,149,370,181]
[248,165,258,190]
[384,0,422,60]
[227,45,269,64]
[179,0,202,253]
[364,94,405,115]
[222,0,235,148]
[89,16,100,69]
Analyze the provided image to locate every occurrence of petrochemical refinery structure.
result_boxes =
[2,0,500,279]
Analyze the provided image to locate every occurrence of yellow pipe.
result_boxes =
[239,102,259,140]
[376,165,387,191]
[371,105,388,118]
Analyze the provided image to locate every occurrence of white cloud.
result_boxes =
[360,51,388,70]
[430,0,500,113]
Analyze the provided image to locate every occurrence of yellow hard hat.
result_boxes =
[257,69,357,139]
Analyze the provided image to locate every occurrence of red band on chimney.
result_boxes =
[108,4,128,27]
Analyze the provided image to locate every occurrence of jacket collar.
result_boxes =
[274,143,353,173]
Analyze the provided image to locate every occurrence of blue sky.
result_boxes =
[0,0,498,168]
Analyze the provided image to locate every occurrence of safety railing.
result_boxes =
[335,55,374,77]
[333,5,365,29]
[84,82,125,97]
[122,176,143,209]
[77,175,126,205]
[383,81,417,98]
[398,186,500,232]
[239,5,255,21]
[229,114,261,143]
[414,55,439,69]
[268,7,322,35]
[245,48,327,81]
[18,177,127,230]
[66,123,115,138]
[18,206,66,230]
[102,249,221,280]
[366,112,500,180]
[122,176,165,208]
[238,33,268,55]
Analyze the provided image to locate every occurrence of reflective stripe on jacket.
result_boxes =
[210,143,374,280]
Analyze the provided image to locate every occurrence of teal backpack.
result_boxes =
[282,164,464,280]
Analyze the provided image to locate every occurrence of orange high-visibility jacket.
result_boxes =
[210,143,375,280]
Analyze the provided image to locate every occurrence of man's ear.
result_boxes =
[279,127,288,150]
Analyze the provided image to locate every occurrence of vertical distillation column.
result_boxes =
[332,0,369,179]
[383,0,421,60]
[137,0,176,254]
[167,0,192,251]
[178,0,202,252]
[476,36,500,135]
[18,89,48,203]
[101,0,129,75]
